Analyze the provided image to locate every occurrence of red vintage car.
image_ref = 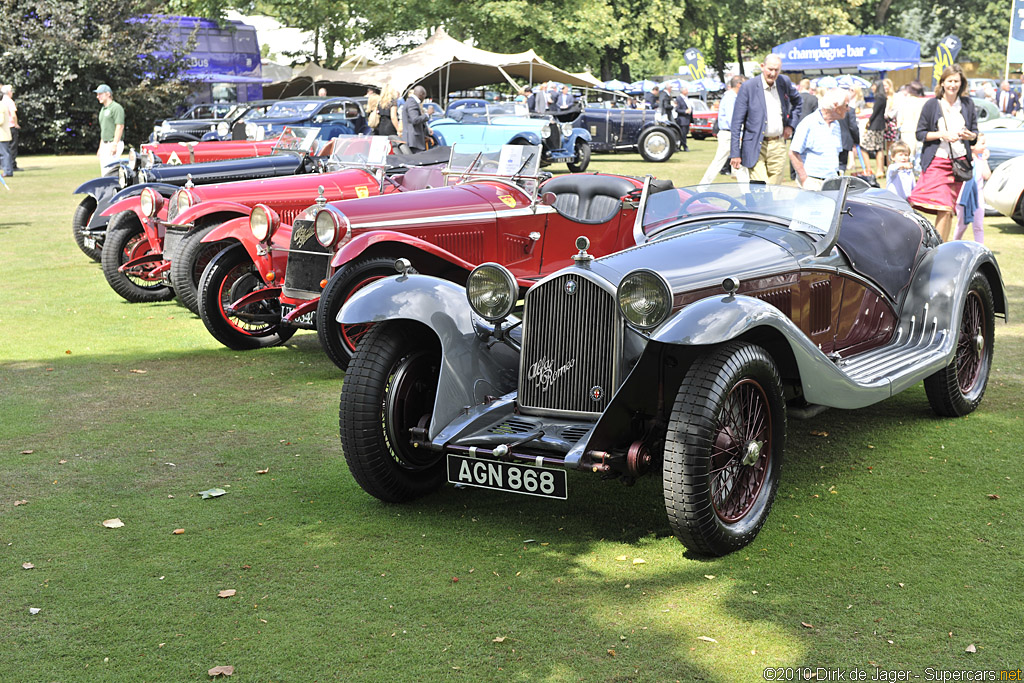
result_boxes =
[139,138,282,166]
[100,136,438,311]
[689,99,719,140]
[196,143,657,370]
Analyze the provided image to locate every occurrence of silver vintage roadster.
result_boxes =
[336,178,1007,556]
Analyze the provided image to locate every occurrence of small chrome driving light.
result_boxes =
[618,269,672,330]
[467,263,517,322]
[560,122,573,136]
[540,123,552,139]
[250,204,280,241]
[140,188,164,218]
[128,147,139,171]
[117,164,130,189]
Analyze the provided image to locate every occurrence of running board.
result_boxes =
[836,303,950,386]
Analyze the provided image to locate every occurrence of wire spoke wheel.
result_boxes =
[709,380,772,524]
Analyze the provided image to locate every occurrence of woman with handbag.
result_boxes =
[908,64,978,242]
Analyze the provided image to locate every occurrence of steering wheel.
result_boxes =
[679,191,745,213]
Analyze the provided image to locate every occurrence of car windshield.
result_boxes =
[327,135,391,167]
[642,183,838,237]
[260,100,321,118]
[445,143,542,193]
[271,127,321,153]
[448,102,529,122]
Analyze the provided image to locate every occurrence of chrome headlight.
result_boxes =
[540,123,551,139]
[617,269,672,330]
[137,168,150,183]
[140,188,164,218]
[250,204,280,241]
[117,164,130,189]
[560,122,573,136]
[217,121,230,137]
[160,121,172,133]
[128,147,139,170]
[143,151,155,168]
[168,188,195,221]
[467,263,517,322]
[314,208,350,247]
[245,122,259,140]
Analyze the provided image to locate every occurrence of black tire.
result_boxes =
[924,273,995,417]
[339,321,444,502]
[638,127,676,163]
[566,140,591,172]
[100,211,175,303]
[663,342,786,556]
[1012,193,1024,227]
[169,223,234,316]
[316,256,397,371]
[72,196,101,262]
[197,243,296,350]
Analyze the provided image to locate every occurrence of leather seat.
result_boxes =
[542,174,638,224]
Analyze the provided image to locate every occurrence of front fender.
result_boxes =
[566,129,592,145]
[100,196,145,222]
[74,177,119,203]
[91,183,180,227]
[513,131,542,146]
[339,273,519,439]
[202,216,286,276]
[330,230,476,272]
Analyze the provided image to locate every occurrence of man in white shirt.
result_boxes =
[699,75,744,185]
[729,53,802,184]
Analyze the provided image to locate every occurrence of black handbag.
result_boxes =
[950,151,973,182]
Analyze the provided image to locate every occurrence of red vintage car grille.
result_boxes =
[282,219,330,298]
[518,273,618,416]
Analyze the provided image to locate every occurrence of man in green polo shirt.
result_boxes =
[95,84,125,176]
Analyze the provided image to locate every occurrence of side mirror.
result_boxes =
[540,192,557,206]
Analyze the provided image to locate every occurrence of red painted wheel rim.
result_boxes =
[709,378,772,524]
[339,275,387,352]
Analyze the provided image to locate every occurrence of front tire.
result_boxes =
[638,127,676,162]
[339,321,444,502]
[198,243,296,350]
[924,273,995,416]
[72,196,101,262]
[100,211,174,303]
[316,256,397,371]
[169,223,234,316]
[566,140,591,172]
[663,342,786,556]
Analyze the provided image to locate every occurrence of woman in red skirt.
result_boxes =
[909,64,978,242]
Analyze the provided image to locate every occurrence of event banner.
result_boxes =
[1009,0,1024,62]
[933,35,962,87]
[684,48,707,81]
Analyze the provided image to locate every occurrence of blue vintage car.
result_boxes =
[572,102,686,162]
[241,97,370,141]
[430,99,591,172]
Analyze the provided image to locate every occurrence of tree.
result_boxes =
[0,0,193,154]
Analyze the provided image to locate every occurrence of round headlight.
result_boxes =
[314,209,339,247]
[168,189,194,221]
[140,188,163,218]
[560,122,573,136]
[540,123,551,139]
[117,164,130,189]
[617,269,672,330]
[250,204,279,241]
[160,121,172,133]
[467,263,517,322]
[143,151,155,168]
[128,147,138,170]
[245,122,258,140]
[217,121,229,137]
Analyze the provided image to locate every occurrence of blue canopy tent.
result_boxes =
[602,78,630,91]
[774,35,920,74]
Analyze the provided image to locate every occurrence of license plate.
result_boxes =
[447,454,567,500]
[280,304,315,327]
[83,236,96,249]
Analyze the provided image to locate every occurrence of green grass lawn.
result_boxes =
[1,145,1022,681]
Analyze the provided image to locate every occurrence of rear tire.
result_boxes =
[339,321,444,502]
[72,196,101,261]
[101,211,174,303]
[198,243,296,350]
[169,223,233,316]
[566,140,591,172]
[638,127,676,162]
[316,256,397,370]
[663,342,785,556]
[924,273,995,416]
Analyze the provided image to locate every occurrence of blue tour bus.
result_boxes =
[151,15,268,105]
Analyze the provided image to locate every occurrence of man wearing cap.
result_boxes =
[94,84,125,176]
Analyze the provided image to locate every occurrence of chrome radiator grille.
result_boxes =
[163,227,186,261]
[518,273,619,416]
[282,219,330,297]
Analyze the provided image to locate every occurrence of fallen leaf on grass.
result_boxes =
[173,529,185,535]
[615,555,627,561]
[129,369,147,374]
[632,558,646,565]
[22,562,34,570]
[987,494,1000,500]
[697,636,717,643]
[59,459,67,464]
[199,488,226,499]
[29,607,41,615]
[809,430,828,437]
[256,468,269,475]
[208,665,234,676]
[102,518,125,528]
[606,649,616,657]
[493,636,506,643]
[704,574,716,580]
[965,644,977,653]
[801,622,814,629]
[218,589,236,598]
[20,449,34,454]
[14,500,28,506]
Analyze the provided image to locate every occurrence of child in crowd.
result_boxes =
[885,141,915,200]
[954,133,991,244]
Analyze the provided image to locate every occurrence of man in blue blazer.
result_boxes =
[997,81,1020,116]
[729,53,802,184]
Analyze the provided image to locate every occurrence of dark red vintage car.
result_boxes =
[196,143,659,370]
[689,99,718,140]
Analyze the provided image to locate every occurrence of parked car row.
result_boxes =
[71,136,1006,558]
